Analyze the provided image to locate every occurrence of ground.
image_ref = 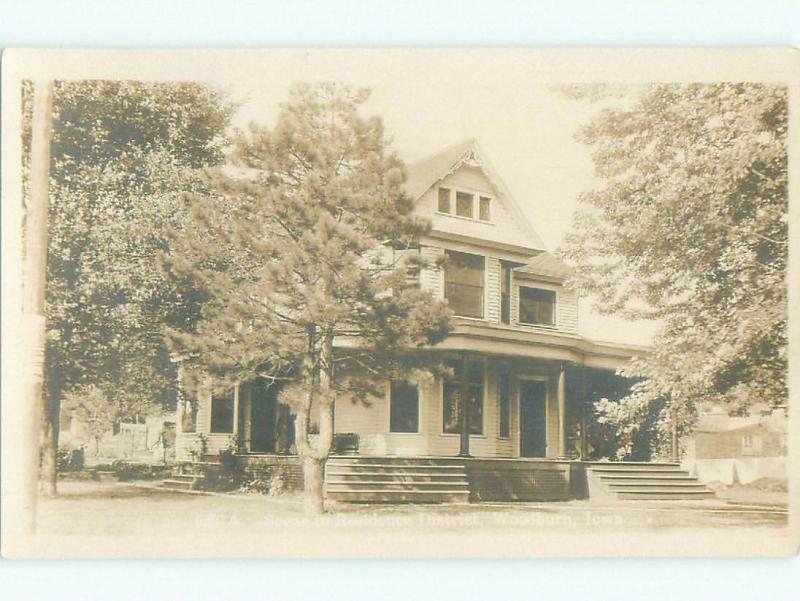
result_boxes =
[21,480,791,558]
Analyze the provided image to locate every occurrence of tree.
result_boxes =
[560,83,788,457]
[62,385,118,456]
[166,83,452,514]
[22,80,234,493]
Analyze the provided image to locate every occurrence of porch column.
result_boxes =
[579,365,589,460]
[458,353,471,457]
[557,362,567,458]
[174,362,184,438]
[232,383,240,444]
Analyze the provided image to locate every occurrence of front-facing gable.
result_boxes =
[405,139,545,255]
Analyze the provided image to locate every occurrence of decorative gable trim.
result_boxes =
[405,139,546,252]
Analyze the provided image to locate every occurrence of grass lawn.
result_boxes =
[22,479,791,558]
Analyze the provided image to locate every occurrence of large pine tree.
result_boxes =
[166,83,451,514]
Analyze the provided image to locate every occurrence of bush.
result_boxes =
[111,461,170,481]
[57,447,85,472]
[239,465,290,496]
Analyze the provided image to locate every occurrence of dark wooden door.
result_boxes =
[519,379,547,457]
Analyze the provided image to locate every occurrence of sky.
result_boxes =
[203,51,660,346]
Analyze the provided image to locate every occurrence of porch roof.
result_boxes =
[432,320,648,370]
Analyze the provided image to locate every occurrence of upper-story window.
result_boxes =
[437,186,492,223]
[444,250,485,319]
[518,286,556,326]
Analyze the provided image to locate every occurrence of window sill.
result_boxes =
[435,210,494,225]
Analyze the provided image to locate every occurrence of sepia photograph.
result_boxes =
[1,48,797,560]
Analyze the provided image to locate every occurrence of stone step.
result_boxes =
[616,490,716,500]
[328,457,464,466]
[606,483,710,492]
[596,472,695,480]
[326,472,468,483]
[162,478,198,491]
[326,463,466,472]
[326,480,469,491]
[326,490,470,503]
[587,464,683,472]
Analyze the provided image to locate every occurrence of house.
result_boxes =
[173,139,679,502]
[683,406,788,485]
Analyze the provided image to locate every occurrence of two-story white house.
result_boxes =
[172,139,654,502]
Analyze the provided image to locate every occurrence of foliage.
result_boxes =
[56,447,85,472]
[166,82,452,513]
[108,461,171,481]
[560,84,788,453]
[62,384,118,454]
[22,80,235,428]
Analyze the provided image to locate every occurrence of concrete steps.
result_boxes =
[325,457,470,503]
[161,460,219,491]
[586,462,715,501]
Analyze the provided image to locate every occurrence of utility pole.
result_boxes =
[23,81,54,526]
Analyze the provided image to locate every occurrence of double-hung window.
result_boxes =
[442,360,484,435]
[444,250,485,319]
[518,286,556,326]
[210,388,235,433]
[389,381,419,433]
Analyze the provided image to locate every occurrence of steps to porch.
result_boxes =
[161,460,219,492]
[325,457,470,503]
[585,462,715,501]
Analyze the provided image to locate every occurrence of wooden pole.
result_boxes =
[22,80,54,528]
[557,362,567,458]
[458,353,471,457]
[580,365,589,460]
[670,404,679,463]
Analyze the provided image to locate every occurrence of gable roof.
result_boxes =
[404,139,546,252]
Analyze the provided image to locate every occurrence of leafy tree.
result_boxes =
[62,385,118,456]
[560,83,788,457]
[166,83,452,514]
[23,80,234,493]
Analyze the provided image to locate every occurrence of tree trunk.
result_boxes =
[39,362,63,496]
[303,456,325,515]
[294,331,336,516]
[39,418,58,496]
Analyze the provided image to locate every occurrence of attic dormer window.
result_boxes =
[479,196,491,221]
[437,186,493,223]
[456,191,473,218]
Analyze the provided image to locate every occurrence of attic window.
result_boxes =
[437,186,493,223]
[456,191,473,218]
[479,196,491,221]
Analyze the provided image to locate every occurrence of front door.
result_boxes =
[519,379,547,457]
[249,378,279,453]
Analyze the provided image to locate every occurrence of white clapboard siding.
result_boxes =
[419,245,445,299]
[485,257,501,323]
